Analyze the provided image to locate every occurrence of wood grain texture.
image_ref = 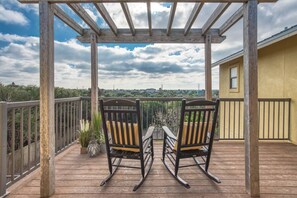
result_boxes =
[219,5,243,35]
[52,4,84,35]
[19,0,279,4]
[39,1,55,197]
[243,0,259,196]
[147,2,152,36]
[184,2,204,36]
[120,2,135,36]
[167,2,177,36]
[90,33,98,119]
[94,3,117,36]
[7,141,297,197]
[205,34,212,100]
[77,29,226,43]
[202,3,230,35]
[68,3,101,35]
[0,102,7,196]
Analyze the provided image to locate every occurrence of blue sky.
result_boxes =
[1,0,297,89]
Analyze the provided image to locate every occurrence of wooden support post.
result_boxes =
[91,33,98,119]
[243,0,260,196]
[39,1,55,197]
[205,34,212,100]
[0,102,8,197]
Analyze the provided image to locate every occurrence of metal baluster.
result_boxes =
[20,108,24,176]
[11,109,15,182]
[27,107,31,170]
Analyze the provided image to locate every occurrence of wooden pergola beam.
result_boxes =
[78,28,226,43]
[121,2,136,36]
[19,0,279,4]
[184,2,203,36]
[167,2,177,36]
[219,5,243,35]
[147,2,152,36]
[94,3,118,36]
[68,3,101,35]
[202,2,230,35]
[53,4,84,35]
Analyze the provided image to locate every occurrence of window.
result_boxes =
[230,67,238,89]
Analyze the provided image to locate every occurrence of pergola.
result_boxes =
[15,0,277,197]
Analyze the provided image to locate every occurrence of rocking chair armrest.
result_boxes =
[162,126,177,141]
[143,126,155,142]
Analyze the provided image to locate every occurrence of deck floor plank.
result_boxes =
[7,141,297,197]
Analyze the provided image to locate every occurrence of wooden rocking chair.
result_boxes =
[162,99,220,188]
[99,99,154,191]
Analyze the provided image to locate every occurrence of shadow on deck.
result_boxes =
[7,141,297,198]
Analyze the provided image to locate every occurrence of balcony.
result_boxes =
[1,97,295,197]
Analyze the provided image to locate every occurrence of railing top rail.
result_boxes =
[82,96,207,102]
[6,97,82,109]
[219,98,291,102]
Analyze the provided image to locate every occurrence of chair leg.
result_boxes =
[133,154,154,191]
[100,158,122,186]
[162,158,190,189]
[193,157,221,183]
[162,135,166,161]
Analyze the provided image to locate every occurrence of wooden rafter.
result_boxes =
[78,28,226,43]
[94,3,118,36]
[219,5,243,35]
[184,2,203,36]
[167,2,177,36]
[202,2,230,35]
[52,5,84,35]
[147,2,152,36]
[19,0,279,4]
[120,2,136,36]
[68,3,101,35]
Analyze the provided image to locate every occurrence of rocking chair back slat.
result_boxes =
[130,112,136,146]
[176,99,219,150]
[100,99,142,152]
[190,111,197,144]
[125,113,131,145]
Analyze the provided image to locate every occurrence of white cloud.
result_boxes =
[1,1,297,90]
[5,0,39,15]
[0,5,29,26]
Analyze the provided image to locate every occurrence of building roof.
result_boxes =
[212,24,297,67]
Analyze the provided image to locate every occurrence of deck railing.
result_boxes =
[0,97,82,195]
[219,98,291,140]
[0,96,291,196]
[81,97,204,139]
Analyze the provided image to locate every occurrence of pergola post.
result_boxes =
[243,0,260,196]
[91,33,98,119]
[39,1,55,197]
[205,34,212,100]
[0,102,8,197]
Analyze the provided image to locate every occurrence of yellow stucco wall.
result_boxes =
[219,34,297,143]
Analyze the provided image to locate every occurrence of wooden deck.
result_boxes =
[7,141,297,198]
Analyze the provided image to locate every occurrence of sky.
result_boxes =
[0,0,297,90]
